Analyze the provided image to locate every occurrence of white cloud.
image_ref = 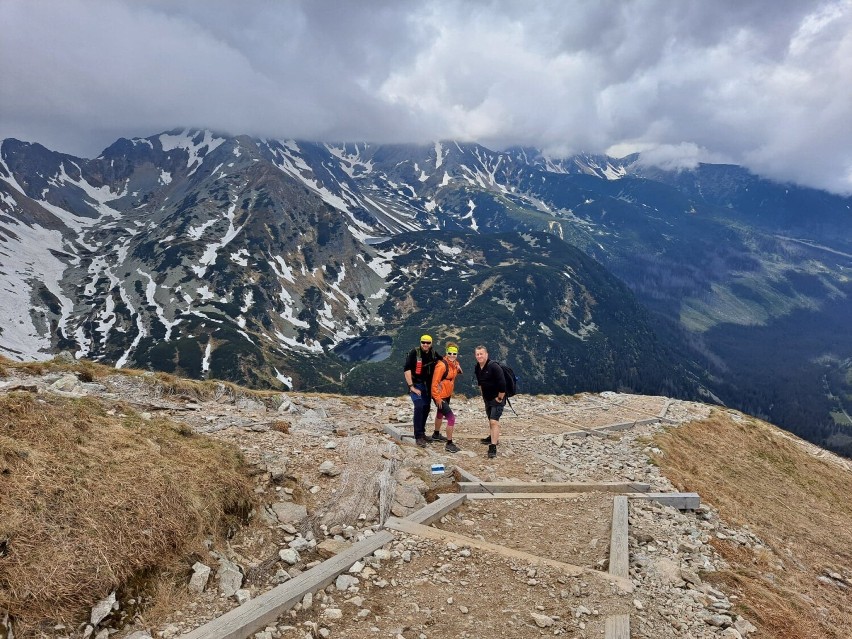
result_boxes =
[1,0,851,194]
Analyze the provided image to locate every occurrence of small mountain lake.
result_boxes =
[334,336,393,362]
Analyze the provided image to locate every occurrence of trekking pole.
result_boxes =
[507,397,518,416]
[478,482,495,496]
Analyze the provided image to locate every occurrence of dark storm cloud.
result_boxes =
[2,0,851,193]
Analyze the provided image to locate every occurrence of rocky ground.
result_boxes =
[1,370,763,639]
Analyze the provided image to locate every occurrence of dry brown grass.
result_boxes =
[0,392,256,634]
[652,410,852,639]
[0,355,281,406]
[0,354,109,381]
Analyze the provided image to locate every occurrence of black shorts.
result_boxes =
[485,399,504,421]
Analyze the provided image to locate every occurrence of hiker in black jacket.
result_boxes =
[403,334,442,447]
[473,344,506,459]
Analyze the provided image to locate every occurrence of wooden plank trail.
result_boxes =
[183,413,698,638]
[532,451,581,474]
[606,496,631,638]
[608,496,630,581]
[464,491,700,510]
[458,481,651,494]
[629,492,700,510]
[383,517,633,593]
[605,614,631,639]
[180,494,466,639]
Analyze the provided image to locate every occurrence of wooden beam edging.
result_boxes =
[464,491,699,510]
[180,494,467,639]
[407,493,467,525]
[384,517,632,593]
[383,424,412,443]
[608,496,629,583]
[596,418,659,433]
[458,481,651,494]
[602,401,677,426]
[546,418,668,440]
[658,398,675,421]
[466,492,587,500]
[179,532,394,639]
[534,412,593,434]
[532,452,576,474]
[454,465,482,484]
[605,614,630,639]
[626,492,700,510]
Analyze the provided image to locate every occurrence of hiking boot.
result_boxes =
[480,435,493,445]
[431,431,447,442]
[445,441,460,453]
[415,437,430,447]
[487,444,497,459]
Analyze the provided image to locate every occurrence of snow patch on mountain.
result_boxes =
[138,268,181,341]
[325,143,374,178]
[0,222,71,361]
[159,129,226,173]
[464,199,478,231]
[434,142,446,169]
[193,203,243,278]
[50,162,127,217]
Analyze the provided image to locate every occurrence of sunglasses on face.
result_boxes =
[421,341,432,344]
[446,352,457,356]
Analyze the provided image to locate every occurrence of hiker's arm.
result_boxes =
[430,362,443,403]
[403,351,418,393]
[494,362,507,402]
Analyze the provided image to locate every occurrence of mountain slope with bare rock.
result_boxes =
[1,357,849,639]
[1,130,850,451]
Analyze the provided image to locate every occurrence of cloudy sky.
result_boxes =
[2,0,852,193]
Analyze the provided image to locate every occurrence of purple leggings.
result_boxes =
[436,406,455,427]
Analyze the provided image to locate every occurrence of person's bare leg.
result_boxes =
[489,419,500,444]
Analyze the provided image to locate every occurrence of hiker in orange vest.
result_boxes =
[431,342,462,453]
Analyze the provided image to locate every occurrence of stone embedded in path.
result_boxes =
[51,373,85,395]
[217,559,243,597]
[734,617,758,634]
[681,568,702,586]
[271,501,307,524]
[335,574,359,591]
[90,591,116,626]
[279,548,300,565]
[317,538,351,559]
[319,460,340,476]
[188,562,211,593]
[530,612,555,628]
[391,484,425,517]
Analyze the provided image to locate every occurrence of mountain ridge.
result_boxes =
[1,129,850,456]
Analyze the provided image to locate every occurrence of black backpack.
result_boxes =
[497,362,518,398]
